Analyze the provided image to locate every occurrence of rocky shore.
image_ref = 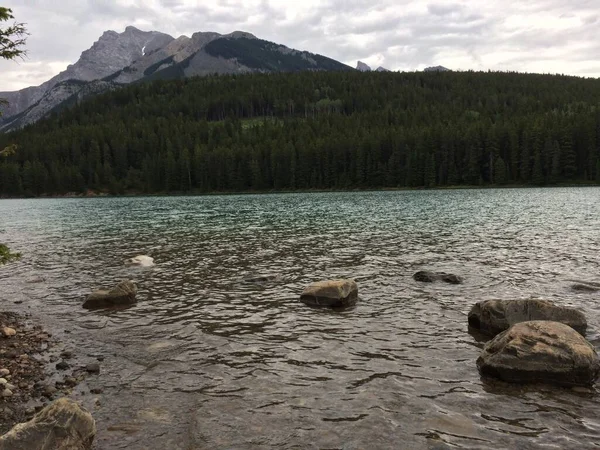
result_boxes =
[0,312,96,436]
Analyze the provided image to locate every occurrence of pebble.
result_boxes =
[0,378,6,385]
[5,383,16,391]
[0,369,8,376]
[86,363,101,374]
[56,361,70,371]
[60,351,73,359]
[1,327,16,337]
[64,377,77,387]
[1,389,13,397]
[43,385,57,397]
[90,388,104,394]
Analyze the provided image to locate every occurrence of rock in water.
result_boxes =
[0,398,96,450]
[126,255,155,267]
[85,363,100,374]
[83,280,137,309]
[477,321,600,387]
[413,271,463,284]
[300,279,358,307]
[468,299,587,337]
[572,283,599,293]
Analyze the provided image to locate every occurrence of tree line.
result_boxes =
[1,70,600,196]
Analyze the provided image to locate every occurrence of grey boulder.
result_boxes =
[468,299,587,337]
[0,398,96,450]
[83,280,137,309]
[300,279,358,307]
[413,271,462,284]
[477,321,600,387]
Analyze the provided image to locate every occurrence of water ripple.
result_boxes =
[1,188,599,449]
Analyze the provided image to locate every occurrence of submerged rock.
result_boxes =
[0,398,96,450]
[468,299,587,337]
[572,283,599,293]
[413,271,462,284]
[56,361,69,371]
[85,363,100,374]
[300,279,358,307]
[244,274,280,283]
[83,280,137,309]
[477,321,600,387]
[126,255,155,267]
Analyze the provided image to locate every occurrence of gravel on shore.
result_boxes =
[0,311,88,435]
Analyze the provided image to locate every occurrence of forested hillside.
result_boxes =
[1,70,600,196]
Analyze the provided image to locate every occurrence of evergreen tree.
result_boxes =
[494,156,507,185]
[532,151,545,185]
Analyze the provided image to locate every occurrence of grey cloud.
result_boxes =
[427,3,464,16]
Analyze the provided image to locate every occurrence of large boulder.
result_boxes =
[413,271,462,284]
[0,398,96,450]
[477,321,600,387]
[83,280,137,309]
[468,299,587,337]
[300,279,358,307]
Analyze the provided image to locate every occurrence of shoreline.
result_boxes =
[0,182,599,200]
[0,311,94,435]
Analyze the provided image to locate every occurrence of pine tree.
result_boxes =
[550,140,562,183]
[532,151,545,185]
[494,156,507,185]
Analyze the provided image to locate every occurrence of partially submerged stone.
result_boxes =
[468,299,587,337]
[126,255,155,267]
[0,398,96,450]
[413,271,462,284]
[477,321,600,387]
[300,279,358,307]
[83,280,137,309]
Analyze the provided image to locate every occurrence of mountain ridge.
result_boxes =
[0,26,352,130]
[0,27,174,121]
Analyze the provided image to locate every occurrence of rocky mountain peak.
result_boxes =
[356,61,372,72]
[99,30,119,40]
[424,65,451,72]
[226,31,257,39]
[70,27,174,80]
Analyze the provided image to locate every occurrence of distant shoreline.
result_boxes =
[0,183,598,200]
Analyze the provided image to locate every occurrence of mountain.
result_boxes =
[0,27,352,131]
[356,61,372,72]
[0,80,121,131]
[0,27,173,122]
[375,66,389,72]
[424,65,451,72]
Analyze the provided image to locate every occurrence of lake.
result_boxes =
[1,188,599,449]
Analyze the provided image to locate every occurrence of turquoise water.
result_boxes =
[1,188,600,449]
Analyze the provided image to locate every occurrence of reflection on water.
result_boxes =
[1,188,600,449]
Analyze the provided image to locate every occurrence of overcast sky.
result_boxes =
[1,0,600,91]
